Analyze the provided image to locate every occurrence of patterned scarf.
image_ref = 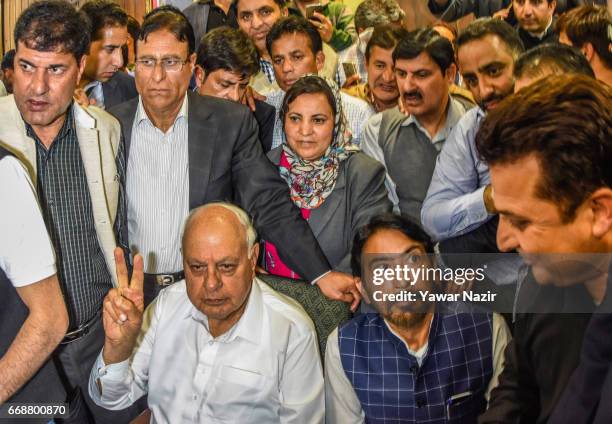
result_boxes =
[280,75,359,209]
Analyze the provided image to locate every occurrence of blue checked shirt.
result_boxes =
[260,59,276,83]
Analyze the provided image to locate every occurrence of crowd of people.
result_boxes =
[0,0,610,423]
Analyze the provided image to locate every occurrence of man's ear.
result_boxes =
[590,188,612,239]
[76,55,88,86]
[315,50,325,73]
[281,6,289,16]
[445,63,457,85]
[548,0,557,11]
[194,65,205,88]
[250,243,260,270]
[582,42,595,62]
[354,276,372,304]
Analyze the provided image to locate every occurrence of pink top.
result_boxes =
[264,152,311,280]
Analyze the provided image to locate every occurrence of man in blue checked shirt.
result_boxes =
[325,214,510,423]
[420,18,524,245]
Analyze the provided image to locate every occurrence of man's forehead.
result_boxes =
[212,69,250,83]
[137,29,188,50]
[238,0,279,12]
[15,41,77,65]
[96,25,129,43]
[272,33,312,54]
[458,36,513,69]
[395,52,438,71]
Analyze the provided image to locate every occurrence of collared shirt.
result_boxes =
[324,313,510,423]
[127,96,189,274]
[27,106,115,328]
[260,59,276,84]
[266,89,374,150]
[84,80,105,109]
[420,107,491,241]
[337,28,371,87]
[89,278,324,423]
[361,96,467,212]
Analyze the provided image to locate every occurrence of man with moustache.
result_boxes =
[110,7,360,312]
[79,0,138,109]
[325,213,510,422]
[0,1,134,422]
[361,29,474,224]
[476,75,611,423]
[421,18,523,243]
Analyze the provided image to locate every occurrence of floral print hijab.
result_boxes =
[280,75,359,209]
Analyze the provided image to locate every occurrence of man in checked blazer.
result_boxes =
[109,6,360,309]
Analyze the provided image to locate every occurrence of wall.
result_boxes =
[1,0,148,54]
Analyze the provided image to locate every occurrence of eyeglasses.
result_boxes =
[135,58,189,72]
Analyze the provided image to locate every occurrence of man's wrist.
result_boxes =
[102,341,134,365]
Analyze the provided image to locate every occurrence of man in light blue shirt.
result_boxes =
[421,18,524,242]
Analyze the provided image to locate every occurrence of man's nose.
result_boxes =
[497,215,520,252]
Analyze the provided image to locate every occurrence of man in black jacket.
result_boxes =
[110,6,360,310]
[194,27,276,152]
[475,75,612,423]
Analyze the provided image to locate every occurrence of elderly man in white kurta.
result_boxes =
[89,203,324,423]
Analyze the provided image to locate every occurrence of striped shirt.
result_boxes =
[266,89,374,150]
[28,106,116,329]
[127,96,189,274]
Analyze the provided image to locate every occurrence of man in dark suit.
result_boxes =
[110,7,360,310]
[194,27,276,153]
[79,0,138,109]
[475,75,611,423]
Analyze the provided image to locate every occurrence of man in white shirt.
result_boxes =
[89,203,324,423]
[0,148,68,406]
[264,15,373,149]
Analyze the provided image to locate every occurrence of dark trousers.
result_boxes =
[54,314,144,424]
[143,281,164,309]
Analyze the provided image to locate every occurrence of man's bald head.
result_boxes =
[181,203,259,335]
[182,203,257,258]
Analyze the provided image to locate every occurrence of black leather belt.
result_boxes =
[61,310,101,344]
[144,271,185,287]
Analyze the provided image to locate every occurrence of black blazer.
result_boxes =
[102,71,138,109]
[109,91,331,282]
[480,274,596,424]
[254,99,276,153]
[548,269,612,424]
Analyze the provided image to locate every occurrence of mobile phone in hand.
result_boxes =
[306,4,325,18]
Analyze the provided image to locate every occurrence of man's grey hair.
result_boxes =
[183,202,258,257]
[355,0,405,32]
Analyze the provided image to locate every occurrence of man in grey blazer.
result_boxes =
[110,6,360,309]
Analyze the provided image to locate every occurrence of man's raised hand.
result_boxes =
[102,248,145,365]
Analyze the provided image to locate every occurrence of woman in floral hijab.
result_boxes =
[264,74,391,284]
